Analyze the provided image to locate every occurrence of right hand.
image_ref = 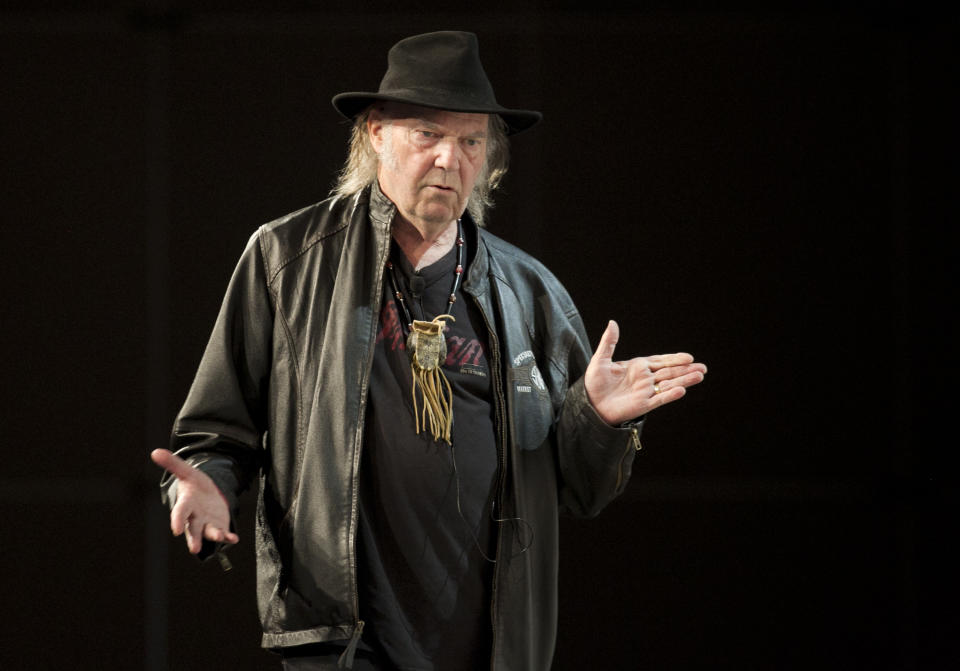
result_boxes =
[151,448,240,554]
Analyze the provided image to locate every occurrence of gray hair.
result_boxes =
[331,105,510,227]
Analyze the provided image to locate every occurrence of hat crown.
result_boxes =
[378,31,497,108]
[330,30,542,135]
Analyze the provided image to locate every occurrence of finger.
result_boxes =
[204,525,240,546]
[654,370,706,394]
[592,320,619,363]
[205,525,225,543]
[647,384,687,411]
[654,363,708,382]
[151,449,198,481]
[170,500,189,536]
[646,353,696,371]
[184,520,203,554]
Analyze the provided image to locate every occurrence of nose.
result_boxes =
[433,137,461,171]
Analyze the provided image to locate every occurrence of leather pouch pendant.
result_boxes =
[407,314,455,443]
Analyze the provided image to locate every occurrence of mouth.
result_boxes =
[426,184,455,192]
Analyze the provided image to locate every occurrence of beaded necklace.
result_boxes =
[385,220,464,443]
[386,220,464,330]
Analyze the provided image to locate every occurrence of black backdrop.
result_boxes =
[1,2,956,669]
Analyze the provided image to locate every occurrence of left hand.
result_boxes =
[150,448,239,555]
[585,320,707,426]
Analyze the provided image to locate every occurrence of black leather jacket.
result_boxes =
[163,184,643,670]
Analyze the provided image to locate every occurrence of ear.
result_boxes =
[367,112,385,154]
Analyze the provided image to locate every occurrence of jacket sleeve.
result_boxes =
[553,313,645,519]
[159,229,273,554]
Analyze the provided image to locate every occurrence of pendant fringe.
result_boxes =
[411,363,454,443]
[407,314,455,444]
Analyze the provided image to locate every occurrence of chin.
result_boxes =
[416,203,459,225]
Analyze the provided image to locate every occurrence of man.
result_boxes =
[152,31,706,670]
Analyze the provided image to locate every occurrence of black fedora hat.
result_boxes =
[332,31,542,135]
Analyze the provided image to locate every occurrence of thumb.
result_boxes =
[151,448,197,481]
[593,320,619,363]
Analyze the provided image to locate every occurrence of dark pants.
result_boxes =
[280,643,385,671]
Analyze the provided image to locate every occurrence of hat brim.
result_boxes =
[331,92,542,136]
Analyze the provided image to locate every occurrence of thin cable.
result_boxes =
[449,444,534,563]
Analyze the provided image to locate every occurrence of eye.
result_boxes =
[463,138,486,155]
[410,129,440,147]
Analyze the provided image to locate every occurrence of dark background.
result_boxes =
[1,2,956,669]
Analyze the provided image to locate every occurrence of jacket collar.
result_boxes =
[367,179,396,231]
[461,214,490,296]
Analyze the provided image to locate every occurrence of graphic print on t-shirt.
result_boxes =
[375,300,488,377]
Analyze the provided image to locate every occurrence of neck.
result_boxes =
[392,215,458,270]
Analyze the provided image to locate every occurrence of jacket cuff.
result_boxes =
[567,377,646,442]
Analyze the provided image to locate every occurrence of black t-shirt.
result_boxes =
[358,236,499,670]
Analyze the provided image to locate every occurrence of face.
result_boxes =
[368,103,489,234]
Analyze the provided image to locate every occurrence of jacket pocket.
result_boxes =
[506,360,554,451]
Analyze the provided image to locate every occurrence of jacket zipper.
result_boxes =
[340,221,391,668]
[615,428,643,491]
[473,294,508,671]
[339,620,365,669]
